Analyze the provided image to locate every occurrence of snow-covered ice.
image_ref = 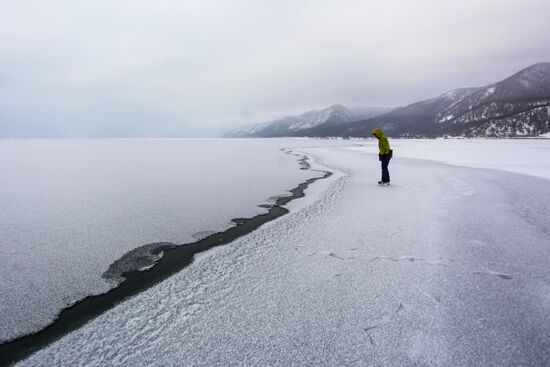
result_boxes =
[16,140,550,366]
[350,138,550,180]
[0,138,342,343]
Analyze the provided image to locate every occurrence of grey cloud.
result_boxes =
[1,0,550,137]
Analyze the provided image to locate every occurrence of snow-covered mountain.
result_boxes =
[225,63,550,138]
[222,121,274,138]
[224,105,388,138]
[288,104,355,131]
[338,63,550,138]
[435,63,550,136]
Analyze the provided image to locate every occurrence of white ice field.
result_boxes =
[2,138,550,366]
[0,138,339,343]
[373,138,550,181]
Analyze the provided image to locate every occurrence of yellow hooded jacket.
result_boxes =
[372,128,391,155]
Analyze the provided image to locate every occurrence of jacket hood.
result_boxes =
[372,128,383,138]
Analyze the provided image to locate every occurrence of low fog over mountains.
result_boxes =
[224,105,390,138]
[227,63,550,138]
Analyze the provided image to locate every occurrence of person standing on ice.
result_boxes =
[372,128,392,185]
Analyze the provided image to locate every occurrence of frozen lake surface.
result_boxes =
[355,138,550,180]
[0,138,336,343]
[14,139,550,366]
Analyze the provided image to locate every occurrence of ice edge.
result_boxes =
[0,151,332,366]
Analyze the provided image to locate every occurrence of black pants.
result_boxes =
[380,155,391,183]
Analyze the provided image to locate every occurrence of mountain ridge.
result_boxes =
[338,63,550,138]
[223,105,390,138]
[225,63,550,138]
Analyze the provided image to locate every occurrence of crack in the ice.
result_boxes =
[533,275,550,281]
[366,332,378,366]
[362,303,405,333]
[419,289,441,304]
[369,255,422,263]
[362,326,379,366]
[473,270,514,280]
[0,148,335,366]
[362,303,404,366]
[299,250,354,260]
[367,254,520,282]
[367,255,454,268]
[363,325,380,332]
[389,225,404,240]
[328,252,346,260]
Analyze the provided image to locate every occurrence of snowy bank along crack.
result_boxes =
[0,150,333,366]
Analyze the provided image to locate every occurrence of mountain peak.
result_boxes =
[326,104,346,111]
[520,62,550,74]
[225,104,366,137]
[289,104,355,131]
[504,62,550,86]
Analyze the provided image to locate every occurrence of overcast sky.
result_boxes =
[2,0,550,137]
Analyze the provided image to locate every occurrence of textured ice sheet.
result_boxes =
[0,138,344,342]
[350,138,550,180]
[18,145,550,366]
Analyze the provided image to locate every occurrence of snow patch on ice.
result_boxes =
[102,243,174,286]
[191,231,217,240]
[442,175,476,198]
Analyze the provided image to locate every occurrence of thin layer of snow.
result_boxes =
[0,138,345,343]
[18,143,550,366]
[350,138,550,181]
[442,114,454,121]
